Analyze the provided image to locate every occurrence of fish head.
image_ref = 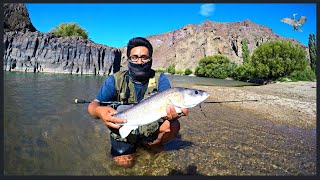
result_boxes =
[170,87,209,108]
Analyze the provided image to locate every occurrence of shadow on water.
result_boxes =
[168,164,205,176]
[164,133,193,151]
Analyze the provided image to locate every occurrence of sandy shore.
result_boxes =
[193,81,317,129]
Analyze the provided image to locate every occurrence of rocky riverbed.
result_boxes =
[173,81,317,175]
[197,81,317,129]
[106,81,317,176]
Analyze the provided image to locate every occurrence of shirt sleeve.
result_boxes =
[96,75,116,102]
[157,73,171,92]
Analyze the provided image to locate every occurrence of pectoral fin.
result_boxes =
[119,125,138,139]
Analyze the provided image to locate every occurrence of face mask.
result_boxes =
[128,60,153,84]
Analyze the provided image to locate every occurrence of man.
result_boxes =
[88,37,188,167]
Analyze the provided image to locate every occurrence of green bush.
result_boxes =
[50,22,88,39]
[184,68,193,75]
[167,64,176,74]
[194,66,205,77]
[195,54,236,79]
[176,69,184,75]
[282,67,316,81]
[154,68,166,73]
[251,40,307,79]
[232,63,255,81]
[227,62,238,77]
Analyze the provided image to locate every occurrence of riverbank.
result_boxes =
[193,81,316,129]
[158,81,317,175]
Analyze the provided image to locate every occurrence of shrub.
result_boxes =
[154,68,166,73]
[232,63,255,81]
[184,68,192,75]
[284,67,316,81]
[195,66,205,77]
[195,54,235,79]
[175,69,184,75]
[167,64,176,74]
[50,22,88,39]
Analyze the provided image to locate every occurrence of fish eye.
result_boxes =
[195,90,199,94]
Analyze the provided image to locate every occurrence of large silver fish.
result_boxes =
[113,87,209,138]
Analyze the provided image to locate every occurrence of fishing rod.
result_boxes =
[74,98,277,105]
[199,98,276,117]
[74,99,137,108]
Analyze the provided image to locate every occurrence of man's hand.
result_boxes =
[95,106,127,129]
[88,100,127,129]
[162,105,189,121]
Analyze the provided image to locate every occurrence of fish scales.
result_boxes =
[113,87,209,138]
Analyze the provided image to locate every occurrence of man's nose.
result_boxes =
[136,58,143,64]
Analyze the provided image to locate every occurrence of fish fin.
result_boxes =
[119,125,138,138]
[116,105,133,113]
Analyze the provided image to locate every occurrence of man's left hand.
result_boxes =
[162,105,188,121]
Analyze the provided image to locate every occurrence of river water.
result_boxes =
[3,72,316,175]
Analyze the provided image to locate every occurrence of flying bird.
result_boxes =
[280,14,307,32]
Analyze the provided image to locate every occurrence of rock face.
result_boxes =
[4,3,121,75]
[4,3,36,32]
[120,20,308,71]
[4,31,121,75]
[4,3,309,75]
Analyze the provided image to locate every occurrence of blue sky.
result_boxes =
[26,3,316,48]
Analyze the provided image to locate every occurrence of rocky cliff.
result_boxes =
[3,3,121,75]
[4,3,36,32]
[4,3,308,75]
[120,20,308,71]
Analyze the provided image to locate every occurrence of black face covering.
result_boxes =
[128,60,154,84]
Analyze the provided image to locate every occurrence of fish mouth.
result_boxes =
[185,94,210,108]
[200,94,210,104]
[203,93,210,100]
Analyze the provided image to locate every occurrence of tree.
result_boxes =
[50,22,88,39]
[195,54,235,79]
[308,33,317,72]
[251,40,307,79]
[241,39,250,64]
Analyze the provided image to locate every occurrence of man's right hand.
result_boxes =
[88,100,127,129]
[95,106,127,129]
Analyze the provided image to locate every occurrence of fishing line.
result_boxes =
[199,104,207,117]
[203,98,277,104]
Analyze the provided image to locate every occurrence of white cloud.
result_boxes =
[199,4,215,17]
